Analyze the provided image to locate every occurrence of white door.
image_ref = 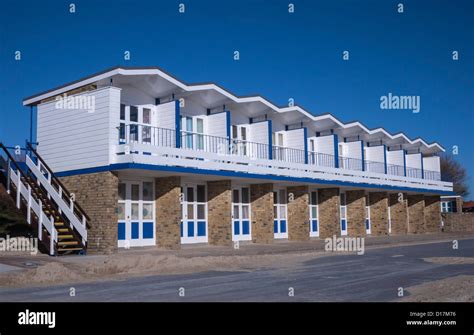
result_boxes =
[231,125,249,157]
[117,180,155,248]
[181,184,208,244]
[309,190,319,237]
[340,192,348,236]
[365,194,371,234]
[182,116,204,150]
[273,188,288,239]
[232,187,252,241]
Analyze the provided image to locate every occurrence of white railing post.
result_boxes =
[49,215,55,256]
[16,171,21,208]
[27,185,32,224]
[38,200,43,241]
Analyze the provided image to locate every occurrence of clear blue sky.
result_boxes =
[1,0,473,196]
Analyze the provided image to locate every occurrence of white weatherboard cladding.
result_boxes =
[311,135,335,155]
[365,146,385,163]
[37,87,120,172]
[386,150,404,167]
[423,156,440,172]
[249,121,269,145]
[207,112,228,138]
[285,128,305,150]
[156,101,176,130]
[339,141,362,159]
[406,153,422,169]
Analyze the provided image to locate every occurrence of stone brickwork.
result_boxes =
[424,195,441,233]
[389,193,408,235]
[318,188,340,238]
[346,190,366,237]
[207,180,232,246]
[442,213,474,232]
[155,176,181,249]
[408,194,425,234]
[250,183,274,244]
[369,192,389,236]
[287,186,310,241]
[60,172,119,254]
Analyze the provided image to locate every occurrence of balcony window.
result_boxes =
[120,104,126,121]
[130,106,138,122]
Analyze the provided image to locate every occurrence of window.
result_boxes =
[143,182,153,201]
[242,188,250,204]
[142,108,151,124]
[197,185,206,202]
[120,104,126,121]
[131,184,139,201]
[118,183,126,201]
[130,106,138,122]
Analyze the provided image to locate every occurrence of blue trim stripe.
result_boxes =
[333,134,339,168]
[175,100,181,148]
[55,163,453,195]
[303,127,308,164]
[360,140,365,171]
[268,120,273,160]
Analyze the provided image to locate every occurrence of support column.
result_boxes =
[155,176,181,249]
[369,192,389,236]
[207,180,232,246]
[287,185,310,241]
[60,171,119,254]
[318,188,340,238]
[346,190,366,237]
[408,194,425,234]
[424,195,441,233]
[250,183,274,244]
[389,193,408,235]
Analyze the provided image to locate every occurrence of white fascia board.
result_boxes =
[24,67,445,153]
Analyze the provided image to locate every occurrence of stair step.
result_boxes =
[57,228,69,233]
[58,234,74,239]
[58,241,79,246]
[54,222,65,226]
[57,247,83,252]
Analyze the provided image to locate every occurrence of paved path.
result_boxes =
[1,238,472,302]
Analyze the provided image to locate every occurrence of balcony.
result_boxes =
[114,124,450,192]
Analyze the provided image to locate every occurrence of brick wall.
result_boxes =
[408,194,425,234]
[442,213,474,232]
[155,176,181,249]
[60,172,118,254]
[424,195,441,233]
[207,180,232,246]
[287,186,310,241]
[389,193,408,234]
[369,192,389,236]
[318,188,340,238]
[346,190,366,237]
[250,183,274,244]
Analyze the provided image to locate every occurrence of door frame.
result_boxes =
[181,183,208,244]
[273,187,288,239]
[231,185,252,241]
[117,179,156,248]
[309,188,319,237]
[340,192,348,236]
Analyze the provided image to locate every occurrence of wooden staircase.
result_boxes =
[0,143,90,256]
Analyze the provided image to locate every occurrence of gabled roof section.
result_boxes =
[23,66,445,153]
